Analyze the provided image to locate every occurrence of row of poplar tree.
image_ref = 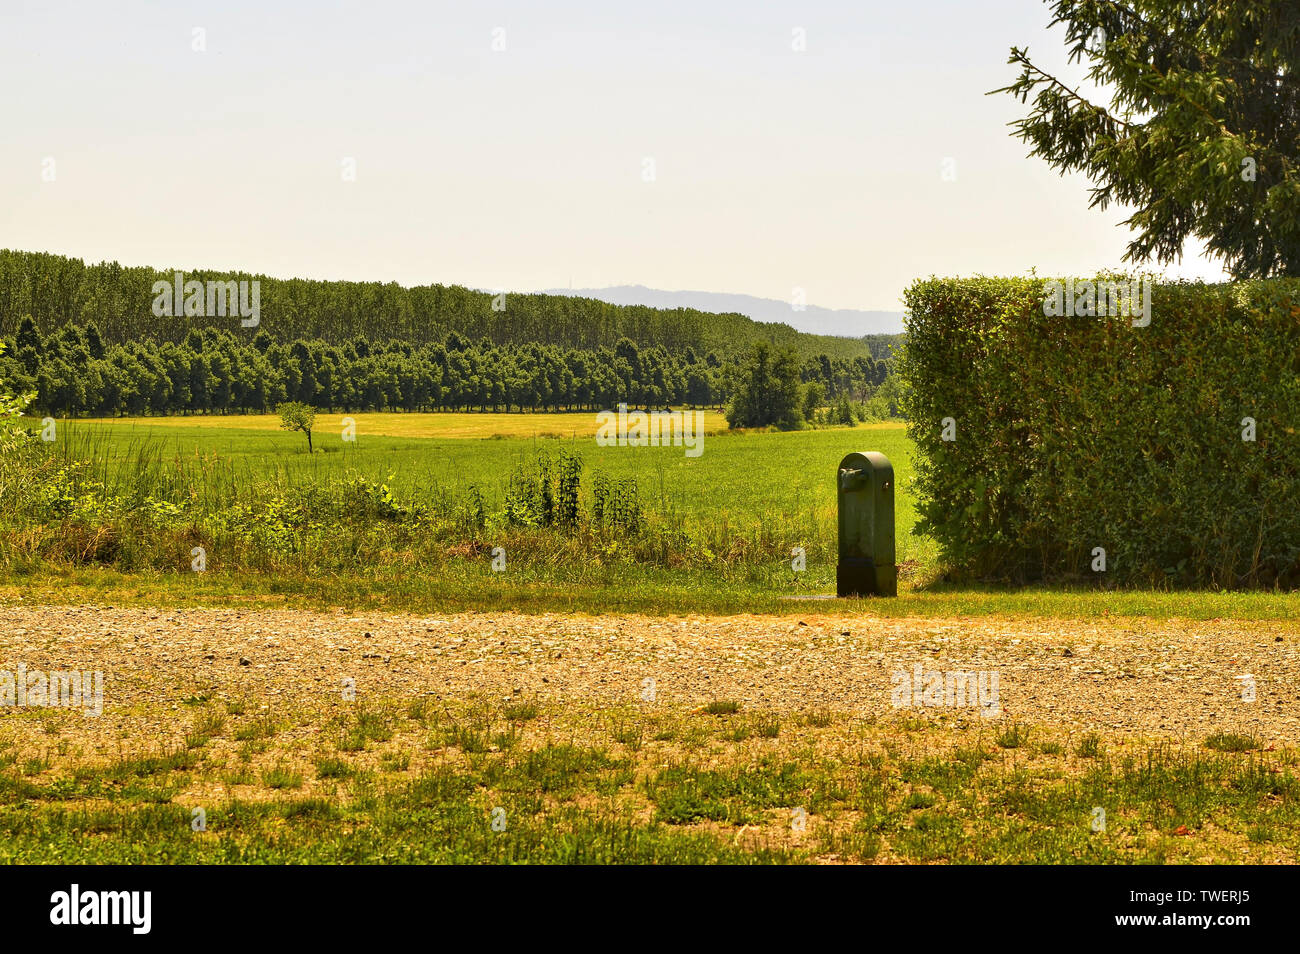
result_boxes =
[2,317,889,416]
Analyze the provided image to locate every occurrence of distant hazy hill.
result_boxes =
[542,285,905,336]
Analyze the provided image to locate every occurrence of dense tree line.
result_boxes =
[2,317,888,417]
[0,249,880,363]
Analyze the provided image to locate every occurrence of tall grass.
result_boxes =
[0,427,844,580]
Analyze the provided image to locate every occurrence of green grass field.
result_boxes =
[9,412,1300,619]
[47,415,915,547]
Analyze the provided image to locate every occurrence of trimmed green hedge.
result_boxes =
[898,276,1300,587]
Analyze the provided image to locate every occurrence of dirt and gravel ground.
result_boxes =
[3,605,1297,745]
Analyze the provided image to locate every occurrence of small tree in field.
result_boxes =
[277,401,316,453]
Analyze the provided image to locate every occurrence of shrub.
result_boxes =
[503,449,581,529]
[590,470,642,535]
[898,275,1300,586]
[0,342,34,453]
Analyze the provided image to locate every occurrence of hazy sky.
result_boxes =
[0,0,1228,313]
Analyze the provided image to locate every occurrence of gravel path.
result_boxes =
[2,606,1298,743]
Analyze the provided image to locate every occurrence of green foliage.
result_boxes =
[860,373,904,421]
[277,401,316,452]
[505,451,567,528]
[0,343,33,453]
[464,484,487,530]
[831,395,857,426]
[556,450,582,527]
[590,470,642,536]
[725,342,805,430]
[996,0,1300,278]
[503,451,642,536]
[801,380,825,421]
[898,275,1300,586]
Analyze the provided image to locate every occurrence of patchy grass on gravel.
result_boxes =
[1,697,1295,864]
